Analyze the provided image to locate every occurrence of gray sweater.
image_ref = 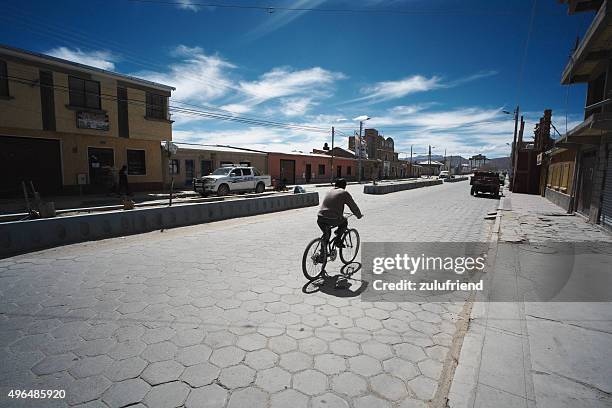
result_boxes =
[318,188,362,220]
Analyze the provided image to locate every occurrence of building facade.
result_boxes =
[0,45,174,196]
[161,144,267,188]
[348,128,402,179]
[268,151,357,185]
[555,0,612,229]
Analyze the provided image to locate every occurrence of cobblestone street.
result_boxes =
[0,181,498,408]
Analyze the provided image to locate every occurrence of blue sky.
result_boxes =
[1,0,594,158]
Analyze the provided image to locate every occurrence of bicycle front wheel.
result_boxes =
[302,237,327,280]
[340,229,360,264]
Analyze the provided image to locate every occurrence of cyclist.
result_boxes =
[317,178,363,248]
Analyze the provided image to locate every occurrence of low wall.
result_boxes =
[363,179,443,195]
[444,176,469,183]
[545,188,571,211]
[0,192,319,258]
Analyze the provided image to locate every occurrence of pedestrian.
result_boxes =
[118,165,130,196]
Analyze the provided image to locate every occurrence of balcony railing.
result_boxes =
[585,97,612,120]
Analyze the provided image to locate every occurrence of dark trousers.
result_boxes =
[317,216,347,244]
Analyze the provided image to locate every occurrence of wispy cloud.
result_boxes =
[346,70,498,105]
[46,47,118,70]
[244,0,327,41]
[135,45,237,102]
[176,0,199,11]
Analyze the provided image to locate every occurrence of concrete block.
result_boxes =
[363,179,443,195]
[0,192,319,258]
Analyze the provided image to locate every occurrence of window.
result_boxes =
[242,168,252,176]
[69,76,101,109]
[169,159,180,175]
[347,166,352,176]
[127,150,146,175]
[230,169,242,177]
[117,87,129,138]
[0,60,8,97]
[318,164,325,175]
[146,92,168,120]
[253,167,261,176]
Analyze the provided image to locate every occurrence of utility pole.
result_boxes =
[358,121,364,183]
[330,126,335,183]
[510,105,519,184]
[512,116,525,192]
[444,149,447,172]
[410,145,413,177]
[428,145,432,178]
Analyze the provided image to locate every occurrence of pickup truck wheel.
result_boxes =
[217,184,230,196]
[255,182,265,194]
[470,186,475,195]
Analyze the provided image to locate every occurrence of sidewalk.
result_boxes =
[448,189,612,408]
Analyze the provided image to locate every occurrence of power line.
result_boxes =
[2,74,331,133]
[127,0,531,16]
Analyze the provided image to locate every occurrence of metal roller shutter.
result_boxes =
[601,143,612,229]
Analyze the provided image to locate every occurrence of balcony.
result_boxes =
[561,1,612,84]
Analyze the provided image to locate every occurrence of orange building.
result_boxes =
[267,151,357,185]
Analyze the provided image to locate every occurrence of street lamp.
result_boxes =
[353,115,370,183]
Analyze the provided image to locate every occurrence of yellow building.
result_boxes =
[0,44,175,197]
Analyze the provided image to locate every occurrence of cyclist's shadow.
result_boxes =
[302,262,369,298]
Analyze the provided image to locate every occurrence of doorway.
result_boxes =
[305,164,312,183]
[201,160,213,176]
[185,160,194,186]
[88,147,115,192]
[337,165,342,178]
[280,159,296,185]
[577,151,596,217]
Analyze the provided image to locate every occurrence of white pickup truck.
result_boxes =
[193,165,272,196]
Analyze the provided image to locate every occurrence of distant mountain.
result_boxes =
[486,156,511,171]
[409,155,469,165]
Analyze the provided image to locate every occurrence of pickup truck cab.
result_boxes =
[193,165,272,196]
[438,170,450,179]
[470,171,501,198]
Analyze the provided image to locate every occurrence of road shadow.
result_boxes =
[302,262,369,298]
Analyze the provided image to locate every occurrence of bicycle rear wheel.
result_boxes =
[302,237,327,280]
[340,229,360,264]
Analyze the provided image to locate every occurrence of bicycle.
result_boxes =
[302,213,361,280]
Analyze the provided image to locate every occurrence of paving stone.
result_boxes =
[69,355,113,378]
[104,356,148,381]
[67,375,112,405]
[292,369,328,395]
[142,327,176,344]
[141,360,185,385]
[332,372,368,396]
[181,362,220,387]
[418,358,443,379]
[109,340,147,360]
[310,392,350,408]
[370,373,409,401]
[279,351,312,372]
[209,346,245,367]
[172,328,204,347]
[348,355,382,377]
[244,349,279,370]
[204,331,236,348]
[176,343,213,366]
[255,366,291,392]
[383,357,419,381]
[329,339,360,357]
[298,337,328,355]
[408,375,438,400]
[314,353,346,375]
[144,381,190,408]
[361,340,394,360]
[185,384,228,408]
[219,364,256,388]
[397,398,428,408]
[270,389,309,408]
[236,333,267,351]
[394,343,427,362]
[141,341,178,362]
[102,378,150,408]
[425,345,449,362]
[353,395,392,408]
[227,387,269,408]
[268,335,298,354]
[31,353,77,375]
